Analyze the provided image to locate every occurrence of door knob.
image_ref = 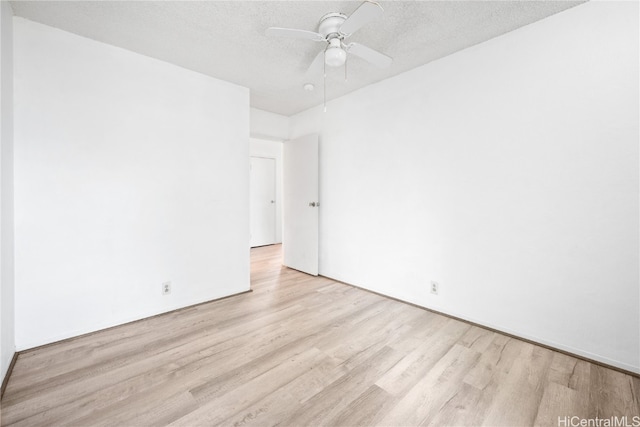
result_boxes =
[309,202,319,207]
[270,200,275,204]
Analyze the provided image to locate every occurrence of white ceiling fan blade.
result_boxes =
[339,1,383,36]
[305,50,325,78]
[265,27,325,42]
[348,43,392,68]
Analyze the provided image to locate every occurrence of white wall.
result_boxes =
[250,138,283,243]
[13,18,250,350]
[250,108,289,141]
[290,1,639,373]
[0,0,15,383]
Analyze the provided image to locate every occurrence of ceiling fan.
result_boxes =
[265,1,393,76]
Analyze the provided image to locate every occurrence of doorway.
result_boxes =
[250,156,277,247]
[249,137,283,249]
[249,134,319,278]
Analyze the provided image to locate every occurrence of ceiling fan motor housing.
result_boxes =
[318,12,348,39]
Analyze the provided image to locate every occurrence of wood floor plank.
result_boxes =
[534,382,584,426]
[169,347,330,426]
[379,343,481,426]
[328,384,396,426]
[425,381,486,427]
[376,319,471,396]
[277,345,405,426]
[1,244,638,426]
[461,333,513,390]
[219,353,349,427]
[480,343,555,426]
[588,364,639,419]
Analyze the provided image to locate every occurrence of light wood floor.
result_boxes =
[1,244,639,426]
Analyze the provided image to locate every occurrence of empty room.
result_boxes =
[0,0,638,426]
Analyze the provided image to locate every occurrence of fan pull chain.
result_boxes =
[323,57,327,113]
[345,56,348,82]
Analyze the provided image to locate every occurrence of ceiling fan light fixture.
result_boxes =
[325,39,346,67]
[325,47,346,67]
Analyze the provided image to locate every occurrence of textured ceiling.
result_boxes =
[10,0,584,116]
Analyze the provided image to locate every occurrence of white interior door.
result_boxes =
[283,134,319,275]
[250,157,276,247]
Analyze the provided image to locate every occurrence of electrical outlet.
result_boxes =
[162,281,171,295]
[430,281,439,295]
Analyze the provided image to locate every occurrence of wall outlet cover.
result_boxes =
[162,281,171,295]
[430,281,439,295]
